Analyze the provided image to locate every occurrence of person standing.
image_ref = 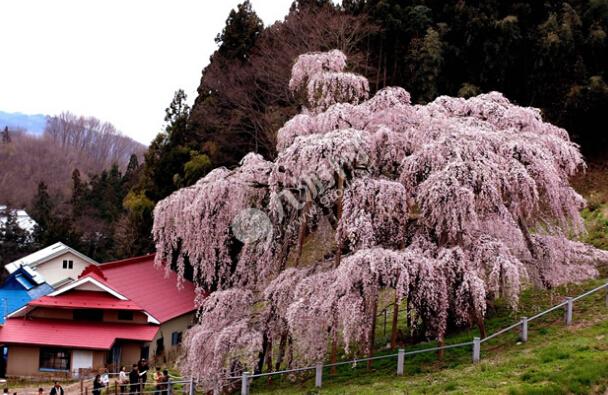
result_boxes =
[118,366,128,394]
[137,359,149,390]
[49,382,64,395]
[101,368,110,386]
[161,369,170,395]
[129,364,140,395]
[154,367,163,395]
[92,375,104,395]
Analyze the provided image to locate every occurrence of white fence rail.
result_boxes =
[78,377,194,395]
[235,281,608,394]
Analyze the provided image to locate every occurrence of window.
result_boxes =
[39,348,70,371]
[73,309,103,321]
[62,260,73,269]
[117,310,133,321]
[171,331,183,346]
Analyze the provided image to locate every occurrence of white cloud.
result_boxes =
[0,0,293,144]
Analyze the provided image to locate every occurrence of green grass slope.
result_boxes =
[253,278,608,394]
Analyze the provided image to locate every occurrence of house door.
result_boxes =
[72,350,93,376]
[110,344,121,372]
[0,346,7,378]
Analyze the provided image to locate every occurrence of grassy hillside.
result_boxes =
[252,278,608,394]
[575,163,608,251]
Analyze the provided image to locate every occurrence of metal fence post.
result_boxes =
[315,363,323,388]
[241,372,250,395]
[472,337,480,363]
[520,317,528,342]
[189,377,195,395]
[397,348,405,375]
[564,297,573,326]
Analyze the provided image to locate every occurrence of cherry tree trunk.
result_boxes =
[256,334,269,374]
[334,175,345,268]
[265,339,273,382]
[390,293,400,349]
[330,332,338,375]
[476,315,487,339]
[470,293,487,339]
[274,334,288,371]
[517,218,537,259]
[367,301,377,370]
[287,337,294,369]
[437,336,445,360]
[406,301,412,337]
[294,194,312,267]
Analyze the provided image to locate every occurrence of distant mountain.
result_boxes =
[0,111,48,135]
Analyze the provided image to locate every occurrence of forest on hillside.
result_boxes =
[1,0,607,266]
[0,114,145,263]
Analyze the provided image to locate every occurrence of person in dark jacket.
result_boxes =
[137,359,149,386]
[49,382,64,395]
[129,364,140,394]
[92,375,104,395]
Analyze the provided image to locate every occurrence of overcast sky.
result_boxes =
[0,0,293,144]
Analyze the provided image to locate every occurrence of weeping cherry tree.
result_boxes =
[152,49,608,391]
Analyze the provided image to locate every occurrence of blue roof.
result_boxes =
[0,267,55,324]
[0,289,32,324]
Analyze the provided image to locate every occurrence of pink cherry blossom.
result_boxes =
[152,50,608,389]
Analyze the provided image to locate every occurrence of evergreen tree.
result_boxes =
[123,154,141,189]
[215,1,263,61]
[410,27,444,102]
[71,169,86,218]
[0,206,32,265]
[139,90,212,201]
[31,181,80,248]
[31,182,53,234]
[164,89,192,147]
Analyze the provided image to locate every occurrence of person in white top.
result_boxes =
[118,366,129,394]
[101,368,110,386]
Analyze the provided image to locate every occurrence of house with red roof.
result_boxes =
[0,254,196,378]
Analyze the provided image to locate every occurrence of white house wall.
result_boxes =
[35,251,91,286]
[149,312,194,361]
